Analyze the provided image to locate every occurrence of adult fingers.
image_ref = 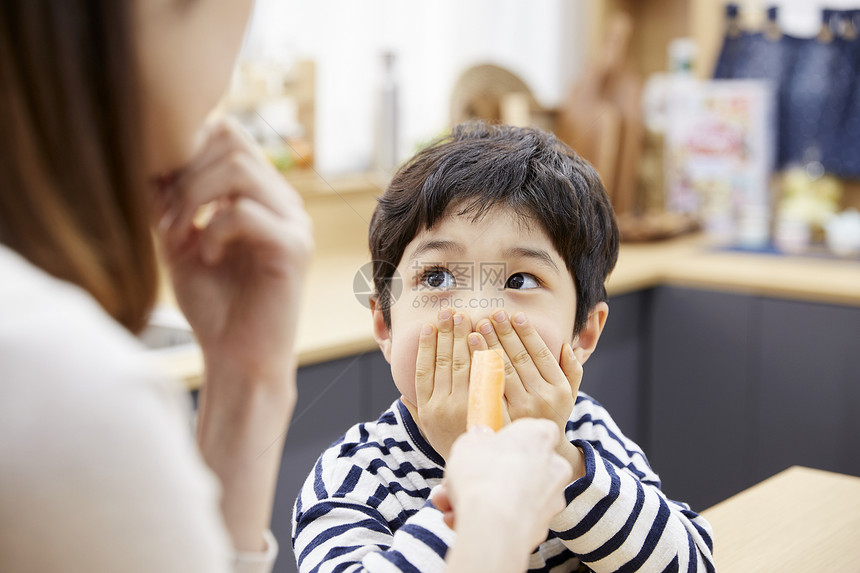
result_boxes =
[537,453,574,539]
[164,152,287,248]
[191,117,303,211]
[194,197,287,265]
[501,418,560,451]
[172,117,267,185]
[430,485,453,514]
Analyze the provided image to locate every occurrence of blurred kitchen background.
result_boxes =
[148,3,860,571]
[225,0,860,254]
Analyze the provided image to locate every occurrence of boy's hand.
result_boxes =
[414,309,500,461]
[475,309,585,478]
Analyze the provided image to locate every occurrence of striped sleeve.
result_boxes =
[293,500,451,573]
[291,436,453,572]
[549,396,715,572]
[293,490,452,573]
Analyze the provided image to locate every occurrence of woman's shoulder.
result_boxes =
[0,244,159,385]
[0,244,190,435]
[0,246,232,572]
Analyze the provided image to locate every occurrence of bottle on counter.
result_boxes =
[373,51,399,174]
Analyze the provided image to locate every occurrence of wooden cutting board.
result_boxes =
[557,12,643,217]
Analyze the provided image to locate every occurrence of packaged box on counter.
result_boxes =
[665,80,775,247]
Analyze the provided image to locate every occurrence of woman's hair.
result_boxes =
[369,121,619,335]
[0,1,158,332]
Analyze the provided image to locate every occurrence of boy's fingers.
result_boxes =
[434,309,455,396]
[489,309,545,394]
[510,312,568,388]
[467,332,488,353]
[451,312,472,397]
[475,316,527,404]
[415,323,437,405]
[560,343,584,399]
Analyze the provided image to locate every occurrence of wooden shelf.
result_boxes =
[589,0,728,79]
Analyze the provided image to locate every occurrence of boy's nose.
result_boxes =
[468,307,492,327]
[449,286,507,328]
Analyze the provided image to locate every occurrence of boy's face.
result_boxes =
[374,206,578,405]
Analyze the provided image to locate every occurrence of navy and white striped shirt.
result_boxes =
[292,394,714,572]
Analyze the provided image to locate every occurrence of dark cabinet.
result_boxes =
[366,349,401,418]
[269,349,399,573]
[584,291,648,445]
[643,287,860,511]
[756,299,860,482]
[271,352,373,573]
[646,287,759,510]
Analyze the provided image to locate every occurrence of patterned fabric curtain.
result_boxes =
[714,5,860,177]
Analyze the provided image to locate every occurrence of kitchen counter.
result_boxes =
[610,235,860,307]
[153,175,860,386]
[299,234,860,363]
[701,466,860,571]
[156,232,860,387]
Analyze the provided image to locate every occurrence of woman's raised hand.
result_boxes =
[155,117,313,389]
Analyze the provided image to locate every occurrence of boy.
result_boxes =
[292,122,714,572]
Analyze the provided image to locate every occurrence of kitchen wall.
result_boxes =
[244,0,587,174]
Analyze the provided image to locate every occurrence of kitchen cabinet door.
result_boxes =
[367,349,400,420]
[271,353,368,573]
[647,286,759,511]
[756,299,860,482]
[583,291,648,446]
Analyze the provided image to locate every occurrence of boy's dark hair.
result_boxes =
[369,121,619,335]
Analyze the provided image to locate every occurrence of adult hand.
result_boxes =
[153,116,313,551]
[154,117,313,389]
[436,419,573,573]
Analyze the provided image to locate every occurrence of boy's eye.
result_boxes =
[421,268,457,289]
[505,272,540,290]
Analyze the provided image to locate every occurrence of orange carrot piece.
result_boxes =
[467,349,505,431]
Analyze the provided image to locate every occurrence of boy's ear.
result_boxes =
[572,302,609,365]
[369,295,393,364]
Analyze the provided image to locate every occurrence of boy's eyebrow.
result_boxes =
[409,239,465,261]
[502,247,561,273]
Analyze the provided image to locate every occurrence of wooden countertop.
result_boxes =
[152,177,860,384]
[701,466,860,571]
[295,233,860,365]
[612,236,860,307]
[155,232,860,386]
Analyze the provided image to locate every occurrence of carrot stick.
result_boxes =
[467,349,505,431]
